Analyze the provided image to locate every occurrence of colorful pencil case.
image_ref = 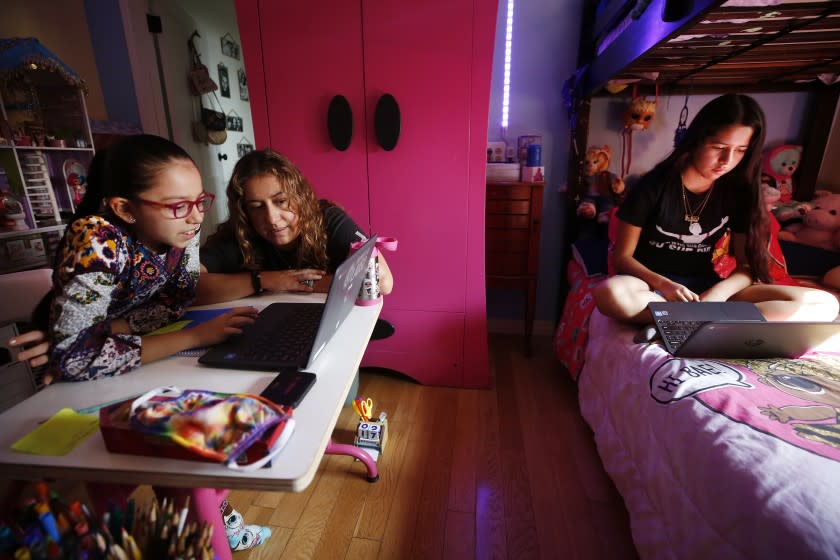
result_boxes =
[99,386,295,471]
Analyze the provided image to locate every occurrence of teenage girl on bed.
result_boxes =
[593,93,839,325]
[31,134,271,552]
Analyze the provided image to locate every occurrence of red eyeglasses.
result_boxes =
[135,192,215,219]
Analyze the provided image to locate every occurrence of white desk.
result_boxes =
[0,293,381,559]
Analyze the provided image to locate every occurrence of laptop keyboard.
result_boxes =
[658,320,706,349]
[236,304,324,364]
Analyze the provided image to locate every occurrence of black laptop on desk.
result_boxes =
[199,236,377,371]
[648,301,840,359]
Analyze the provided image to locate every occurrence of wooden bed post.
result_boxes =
[797,87,840,202]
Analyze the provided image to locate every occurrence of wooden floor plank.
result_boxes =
[492,340,541,559]
[448,388,479,513]
[410,388,458,559]
[377,385,441,558]
[475,375,508,560]
[443,510,475,559]
[346,537,381,560]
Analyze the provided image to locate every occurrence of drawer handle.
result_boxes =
[327,95,353,151]
[374,93,400,151]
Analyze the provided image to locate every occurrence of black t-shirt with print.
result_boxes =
[201,204,366,273]
[617,169,748,277]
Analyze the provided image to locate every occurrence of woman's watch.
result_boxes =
[250,270,265,295]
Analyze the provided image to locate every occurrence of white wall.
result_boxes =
[119,0,254,239]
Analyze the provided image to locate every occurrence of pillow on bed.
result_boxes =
[571,237,609,277]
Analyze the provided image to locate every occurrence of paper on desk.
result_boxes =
[11,408,100,456]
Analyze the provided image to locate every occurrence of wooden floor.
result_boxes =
[224,333,638,559]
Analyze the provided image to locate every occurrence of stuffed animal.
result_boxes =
[623,97,656,131]
[778,190,840,251]
[762,179,811,223]
[577,145,625,224]
[761,144,802,203]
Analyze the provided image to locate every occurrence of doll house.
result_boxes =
[0,37,94,274]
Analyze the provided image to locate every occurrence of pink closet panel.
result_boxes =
[236,0,496,387]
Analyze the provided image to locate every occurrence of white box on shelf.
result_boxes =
[486,162,520,182]
[521,165,545,184]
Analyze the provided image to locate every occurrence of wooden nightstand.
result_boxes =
[486,181,544,354]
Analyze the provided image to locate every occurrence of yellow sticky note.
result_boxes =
[147,320,191,335]
[11,408,100,456]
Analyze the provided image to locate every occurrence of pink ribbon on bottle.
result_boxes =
[351,237,398,305]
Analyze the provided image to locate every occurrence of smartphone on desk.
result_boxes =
[260,368,316,408]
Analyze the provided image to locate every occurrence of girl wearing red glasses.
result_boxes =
[37,134,258,381]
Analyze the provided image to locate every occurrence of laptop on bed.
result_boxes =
[198,236,376,371]
[647,301,840,359]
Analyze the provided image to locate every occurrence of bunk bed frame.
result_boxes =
[568,0,840,202]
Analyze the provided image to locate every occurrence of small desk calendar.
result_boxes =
[354,416,388,461]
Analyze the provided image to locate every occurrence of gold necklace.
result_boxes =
[682,184,714,223]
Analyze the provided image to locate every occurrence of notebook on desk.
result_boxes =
[199,236,377,371]
[648,301,840,358]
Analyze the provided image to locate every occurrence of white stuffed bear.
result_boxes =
[778,190,840,251]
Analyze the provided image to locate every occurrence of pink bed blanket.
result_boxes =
[578,309,840,559]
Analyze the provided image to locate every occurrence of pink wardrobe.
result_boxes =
[235,0,497,388]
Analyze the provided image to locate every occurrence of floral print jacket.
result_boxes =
[49,215,200,381]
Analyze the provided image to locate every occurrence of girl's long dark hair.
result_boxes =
[32,135,195,329]
[646,93,770,282]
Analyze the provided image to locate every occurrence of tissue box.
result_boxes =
[521,166,545,183]
[486,162,521,182]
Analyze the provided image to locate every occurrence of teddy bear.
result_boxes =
[761,144,802,203]
[777,190,840,251]
[577,145,625,224]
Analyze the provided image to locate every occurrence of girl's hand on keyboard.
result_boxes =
[657,279,699,302]
[193,306,259,346]
[263,269,325,292]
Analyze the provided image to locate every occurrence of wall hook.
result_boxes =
[218,153,228,161]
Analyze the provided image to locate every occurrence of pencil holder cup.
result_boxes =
[351,237,397,306]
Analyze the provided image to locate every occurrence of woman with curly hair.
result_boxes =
[197,149,393,303]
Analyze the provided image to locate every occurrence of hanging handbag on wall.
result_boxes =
[199,91,227,145]
[188,32,218,96]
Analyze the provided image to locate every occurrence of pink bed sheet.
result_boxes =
[578,309,840,559]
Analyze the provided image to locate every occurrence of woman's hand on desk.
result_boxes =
[262,269,325,293]
[8,329,50,368]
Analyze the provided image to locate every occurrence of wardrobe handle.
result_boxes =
[374,93,400,151]
[327,95,353,151]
